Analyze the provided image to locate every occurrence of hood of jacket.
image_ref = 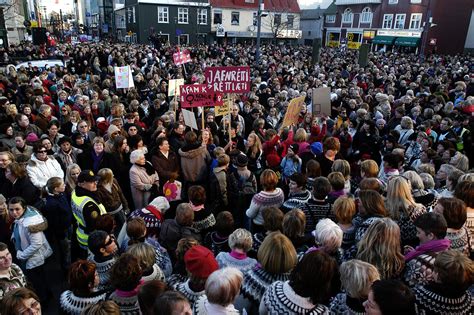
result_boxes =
[179,143,206,158]
[19,207,48,233]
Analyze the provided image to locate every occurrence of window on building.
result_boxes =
[382,14,393,29]
[325,15,335,23]
[394,14,405,29]
[178,34,189,45]
[213,10,222,24]
[127,7,131,23]
[245,0,254,2]
[178,8,188,24]
[360,7,372,24]
[231,11,239,25]
[274,13,281,25]
[253,12,258,26]
[198,9,207,25]
[158,7,168,23]
[132,6,136,23]
[342,8,353,23]
[411,0,422,3]
[388,0,398,4]
[287,15,294,28]
[308,30,311,35]
[409,13,422,29]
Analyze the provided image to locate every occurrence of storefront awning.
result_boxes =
[394,37,420,47]
[372,36,396,45]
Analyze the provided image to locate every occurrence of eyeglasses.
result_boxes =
[79,125,88,128]
[103,234,115,247]
[37,150,47,153]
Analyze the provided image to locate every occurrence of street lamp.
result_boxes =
[255,0,263,66]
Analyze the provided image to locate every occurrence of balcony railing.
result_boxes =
[335,0,381,5]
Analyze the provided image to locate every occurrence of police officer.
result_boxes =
[71,170,106,260]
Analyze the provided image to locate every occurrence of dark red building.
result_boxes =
[323,0,474,55]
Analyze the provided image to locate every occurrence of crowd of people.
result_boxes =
[0,39,472,314]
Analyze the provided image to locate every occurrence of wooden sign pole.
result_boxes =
[227,95,232,143]
[201,107,205,130]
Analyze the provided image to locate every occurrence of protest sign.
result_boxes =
[204,66,250,93]
[114,66,134,89]
[281,96,305,127]
[168,79,185,96]
[182,109,198,130]
[180,84,223,108]
[215,104,230,117]
[173,50,192,65]
[312,87,332,115]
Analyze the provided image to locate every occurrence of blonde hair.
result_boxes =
[356,218,404,279]
[334,197,356,224]
[332,159,351,180]
[340,260,380,299]
[434,250,474,290]
[228,229,253,252]
[65,163,81,190]
[360,160,379,178]
[385,176,419,220]
[400,116,413,129]
[258,232,297,274]
[247,133,262,159]
[97,168,114,186]
[402,170,424,190]
[294,128,308,143]
[205,267,243,307]
[126,243,156,272]
[81,300,121,315]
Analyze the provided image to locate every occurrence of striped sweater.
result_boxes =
[246,189,285,226]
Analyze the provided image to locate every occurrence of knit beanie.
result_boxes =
[184,245,218,279]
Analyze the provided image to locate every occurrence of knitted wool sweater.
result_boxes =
[216,251,258,273]
[302,199,334,234]
[194,296,240,315]
[403,252,439,288]
[260,281,329,315]
[414,283,473,315]
[246,189,285,226]
[59,291,107,315]
[281,190,312,213]
[446,227,470,256]
[329,293,365,315]
[174,280,205,308]
[91,255,117,291]
[108,290,141,315]
[240,266,291,304]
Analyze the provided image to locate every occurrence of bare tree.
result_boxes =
[1,0,26,22]
[264,10,299,39]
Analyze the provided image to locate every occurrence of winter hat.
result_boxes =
[310,142,323,155]
[374,111,384,121]
[376,119,386,126]
[149,196,170,212]
[288,143,299,154]
[184,245,219,279]
[107,124,120,137]
[235,154,249,167]
[266,154,281,168]
[375,93,389,103]
[25,133,39,143]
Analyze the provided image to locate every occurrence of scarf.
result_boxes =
[404,239,451,261]
[229,250,247,260]
[91,151,104,173]
[135,161,156,176]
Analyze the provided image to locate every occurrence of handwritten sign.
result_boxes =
[180,84,223,108]
[312,87,331,115]
[114,66,134,89]
[204,66,250,93]
[168,79,185,96]
[182,109,198,130]
[282,96,305,127]
[173,50,192,65]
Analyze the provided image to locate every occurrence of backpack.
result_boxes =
[237,172,256,196]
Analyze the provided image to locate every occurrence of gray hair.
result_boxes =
[419,173,435,190]
[130,149,145,164]
[403,170,424,190]
[314,219,343,253]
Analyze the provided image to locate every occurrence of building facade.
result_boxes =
[209,0,301,44]
[121,0,211,45]
[323,0,474,55]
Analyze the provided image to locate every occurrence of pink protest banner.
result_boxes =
[173,50,192,65]
[204,66,250,93]
[180,84,224,108]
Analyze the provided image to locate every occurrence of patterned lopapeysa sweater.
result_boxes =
[245,188,285,226]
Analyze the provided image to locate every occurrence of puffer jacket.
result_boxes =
[178,144,211,183]
[12,207,53,270]
[26,155,64,189]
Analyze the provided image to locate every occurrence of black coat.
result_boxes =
[77,149,119,175]
[11,176,40,206]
